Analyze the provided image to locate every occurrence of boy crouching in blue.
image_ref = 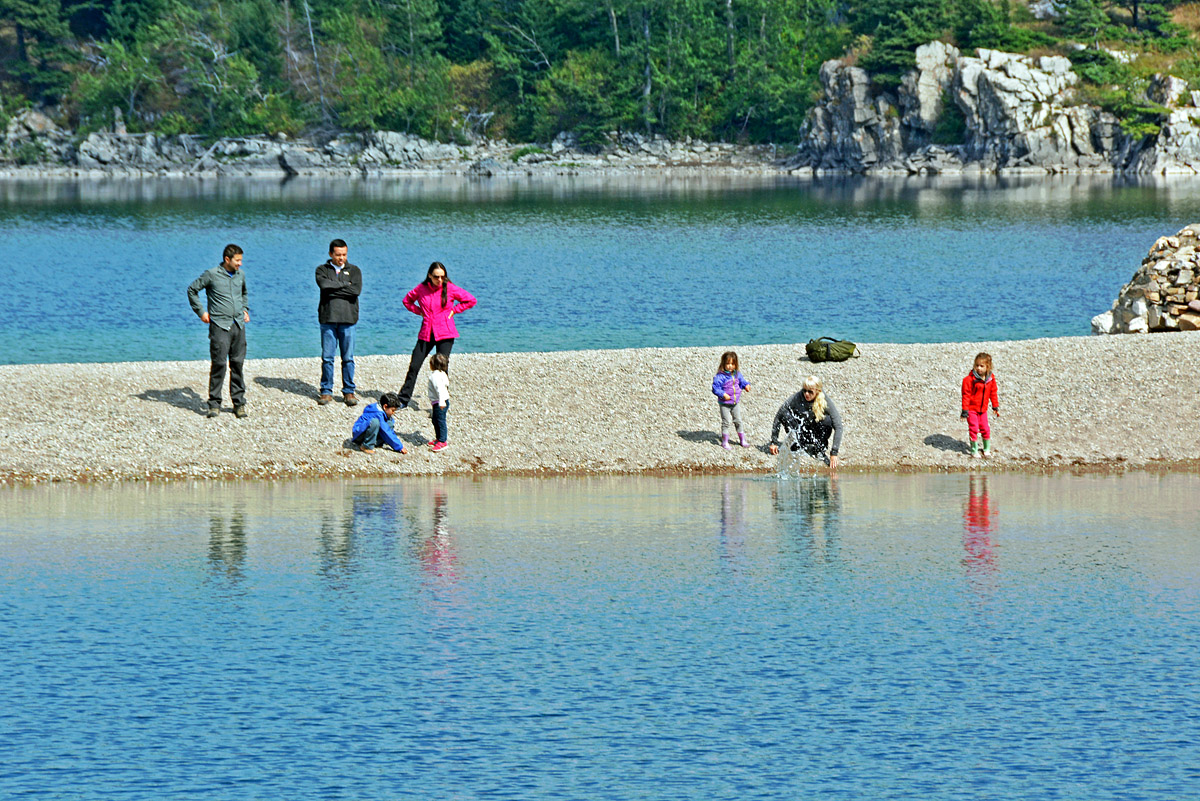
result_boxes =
[351,392,406,454]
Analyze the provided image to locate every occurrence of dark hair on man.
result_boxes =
[378,392,402,409]
[429,353,449,372]
[329,239,347,253]
[222,243,243,261]
[424,261,450,306]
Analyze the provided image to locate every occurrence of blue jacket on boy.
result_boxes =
[352,403,406,452]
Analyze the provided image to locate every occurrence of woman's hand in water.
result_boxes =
[829,455,839,471]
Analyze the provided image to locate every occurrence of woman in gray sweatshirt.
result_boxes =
[769,375,843,469]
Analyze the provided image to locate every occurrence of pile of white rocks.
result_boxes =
[1093,224,1200,333]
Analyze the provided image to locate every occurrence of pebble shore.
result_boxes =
[3,334,1199,485]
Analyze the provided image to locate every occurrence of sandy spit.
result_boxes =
[3,334,1199,485]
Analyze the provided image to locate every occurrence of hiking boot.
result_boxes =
[206,406,220,418]
[317,394,334,405]
[234,405,248,419]
[343,393,358,406]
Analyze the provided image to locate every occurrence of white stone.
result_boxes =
[1127,317,1149,333]
[1091,311,1114,334]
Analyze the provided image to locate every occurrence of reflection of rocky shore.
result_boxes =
[2,333,1198,485]
[1,170,1189,210]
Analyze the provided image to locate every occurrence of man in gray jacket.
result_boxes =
[315,238,362,406]
[188,244,250,418]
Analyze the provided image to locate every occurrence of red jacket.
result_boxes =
[961,371,999,414]
[403,281,476,341]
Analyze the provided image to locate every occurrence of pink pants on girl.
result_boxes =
[967,410,991,441]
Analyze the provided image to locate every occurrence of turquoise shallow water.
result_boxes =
[2,473,1197,799]
[2,174,1199,364]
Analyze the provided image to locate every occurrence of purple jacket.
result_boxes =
[712,370,750,405]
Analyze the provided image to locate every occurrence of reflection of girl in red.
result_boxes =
[962,474,996,574]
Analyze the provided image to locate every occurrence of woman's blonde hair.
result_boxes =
[803,375,827,421]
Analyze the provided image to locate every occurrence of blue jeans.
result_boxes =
[352,417,382,448]
[320,323,356,395]
[431,401,448,443]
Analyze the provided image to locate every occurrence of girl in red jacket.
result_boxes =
[961,352,1000,458]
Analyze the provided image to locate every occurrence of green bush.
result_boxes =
[931,91,967,144]
[1071,49,1132,86]
[510,145,545,161]
[13,140,46,165]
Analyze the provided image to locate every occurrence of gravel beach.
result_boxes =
[3,333,1198,485]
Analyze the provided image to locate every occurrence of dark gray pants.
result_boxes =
[208,322,246,408]
[398,337,454,406]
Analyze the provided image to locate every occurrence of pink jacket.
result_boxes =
[403,281,476,341]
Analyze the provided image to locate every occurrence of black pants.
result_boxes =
[208,322,246,407]
[398,337,454,405]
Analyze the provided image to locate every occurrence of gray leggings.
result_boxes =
[718,403,744,435]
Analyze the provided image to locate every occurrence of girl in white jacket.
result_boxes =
[427,353,450,451]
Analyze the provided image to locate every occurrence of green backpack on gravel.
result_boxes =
[805,337,861,363]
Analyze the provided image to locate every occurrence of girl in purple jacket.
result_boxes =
[397,261,476,409]
[712,351,751,450]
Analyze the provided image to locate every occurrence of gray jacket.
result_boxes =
[188,266,248,330]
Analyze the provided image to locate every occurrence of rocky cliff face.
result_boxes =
[789,42,1200,175]
[1093,225,1200,334]
[0,110,776,176]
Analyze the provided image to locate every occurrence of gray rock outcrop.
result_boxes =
[1,117,776,176]
[789,42,1200,175]
[1093,224,1200,334]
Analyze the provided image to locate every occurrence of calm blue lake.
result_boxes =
[2,473,1197,799]
[2,174,1198,364]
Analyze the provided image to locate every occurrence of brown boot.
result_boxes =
[343,393,358,406]
[317,394,333,405]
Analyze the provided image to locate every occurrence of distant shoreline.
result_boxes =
[3,334,1199,486]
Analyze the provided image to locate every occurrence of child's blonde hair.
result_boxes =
[718,351,739,372]
[974,352,993,375]
[803,375,827,421]
[430,353,449,372]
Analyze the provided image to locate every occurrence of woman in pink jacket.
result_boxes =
[396,261,476,409]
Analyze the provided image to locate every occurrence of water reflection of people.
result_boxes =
[718,479,749,570]
[772,475,841,566]
[420,488,459,581]
[962,474,996,577]
[207,508,247,581]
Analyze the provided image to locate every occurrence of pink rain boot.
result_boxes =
[721,435,731,450]
[738,432,748,447]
